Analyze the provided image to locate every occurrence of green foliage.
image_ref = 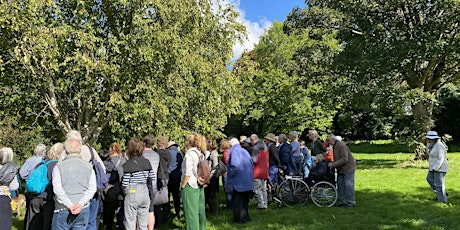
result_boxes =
[232,21,342,136]
[433,84,460,142]
[285,0,460,154]
[0,0,245,147]
[0,115,51,163]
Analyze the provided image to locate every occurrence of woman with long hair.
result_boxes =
[204,139,219,215]
[102,142,126,230]
[181,134,207,230]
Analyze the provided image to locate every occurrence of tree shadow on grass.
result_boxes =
[159,189,460,230]
[357,159,404,170]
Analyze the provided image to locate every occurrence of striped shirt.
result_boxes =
[122,170,155,190]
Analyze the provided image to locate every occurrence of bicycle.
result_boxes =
[269,165,338,208]
[268,166,310,208]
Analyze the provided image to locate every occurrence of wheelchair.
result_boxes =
[304,162,338,207]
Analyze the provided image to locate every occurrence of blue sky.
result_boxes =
[239,0,306,23]
[228,0,307,59]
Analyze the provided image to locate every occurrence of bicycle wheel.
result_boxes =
[310,181,337,207]
[277,178,310,207]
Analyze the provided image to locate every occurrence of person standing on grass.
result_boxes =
[425,131,448,203]
[327,134,356,208]
[167,141,183,218]
[264,134,280,187]
[52,136,97,229]
[289,131,302,174]
[278,134,296,175]
[0,147,20,230]
[220,139,233,210]
[204,139,219,216]
[226,138,254,224]
[122,138,155,230]
[142,135,159,230]
[154,136,171,228]
[181,134,207,230]
[250,134,269,210]
[24,143,62,230]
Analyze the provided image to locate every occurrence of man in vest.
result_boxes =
[250,134,269,210]
[52,133,97,229]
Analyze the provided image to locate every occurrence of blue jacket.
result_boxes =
[278,142,296,174]
[226,144,254,192]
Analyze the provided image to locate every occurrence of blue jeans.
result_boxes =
[337,170,355,206]
[87,198,99,230]
[426,171,447,202]
[51,206,90,230]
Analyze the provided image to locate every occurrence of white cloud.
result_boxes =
[226,0,272,60]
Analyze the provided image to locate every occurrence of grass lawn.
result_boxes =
[13,146,460,229]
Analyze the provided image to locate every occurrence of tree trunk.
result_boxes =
[411,99,435,160]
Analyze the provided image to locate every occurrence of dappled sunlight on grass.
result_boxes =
[12,150,460,229]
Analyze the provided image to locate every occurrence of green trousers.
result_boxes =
[182,184,206,230]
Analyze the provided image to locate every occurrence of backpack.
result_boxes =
[195,149,211,186]
[26,160,55,194]
[0,162,19,185]
[87,145,109,192]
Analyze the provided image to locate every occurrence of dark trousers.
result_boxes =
[154,203,169,228]
[205,187,218,215]
[232,190,251,224]
[25,196,54,230]
[0,195,12,230]
[102,196,119,230]
[168,180,181,216]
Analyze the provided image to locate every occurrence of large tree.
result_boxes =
[0,0,244,147]
[232,21,342,136]
[286,0,460,153]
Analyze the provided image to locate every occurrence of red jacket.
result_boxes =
[253,149,269,179]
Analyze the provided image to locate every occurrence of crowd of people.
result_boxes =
[0,129,447,230]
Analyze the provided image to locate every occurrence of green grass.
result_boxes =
[349,140,410,153]
[13,144,460,229]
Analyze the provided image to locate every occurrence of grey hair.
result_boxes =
[0,147,14,165]
[289,131,298,138]
[47,143,64,160]
[250,134,259,142]
[278,134,287,143]
[64,139,82,155]
[34,144,47,157]
[308,130,319,138]
[229,138,239,147]
[66,130,83,144]
[329,134,337,140]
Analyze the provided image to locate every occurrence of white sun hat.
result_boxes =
[425,131,440,139]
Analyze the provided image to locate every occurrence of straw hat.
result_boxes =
[167,141,178,148]
[264,133,276,142]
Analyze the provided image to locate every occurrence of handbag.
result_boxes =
[2,186,18,211]
[212,157,227,177]
[153,184,169,205]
